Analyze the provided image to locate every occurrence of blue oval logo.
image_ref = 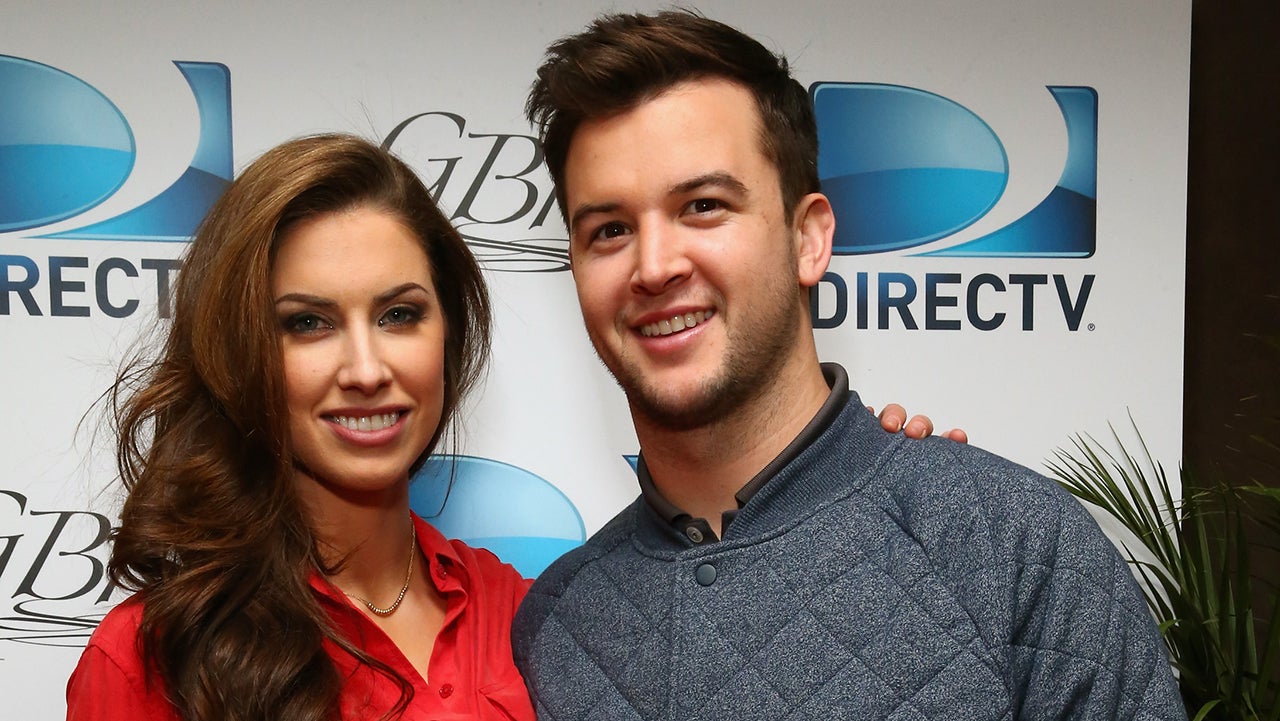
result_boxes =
[410,455,585,578]
[813,83,1007,253]
[0,55,135,232]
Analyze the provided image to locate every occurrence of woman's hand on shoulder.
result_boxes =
[871,403,968,443]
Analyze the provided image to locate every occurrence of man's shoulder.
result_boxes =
[877,436,1078,520]
[822,394,1073,519]
[863,436,1109,570]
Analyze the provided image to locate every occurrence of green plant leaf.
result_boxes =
[1190,699,1220,721]
[1049,419,1280,720]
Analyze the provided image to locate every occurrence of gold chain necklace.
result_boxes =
[343,531,415,617]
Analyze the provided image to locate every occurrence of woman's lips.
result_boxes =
[323,410,406,446]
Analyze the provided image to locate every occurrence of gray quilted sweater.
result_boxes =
[512,387,1186,720]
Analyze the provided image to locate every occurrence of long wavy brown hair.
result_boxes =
[107,133,491,721]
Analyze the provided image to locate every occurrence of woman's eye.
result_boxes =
[284,313,329,334]
[379,306,422,327]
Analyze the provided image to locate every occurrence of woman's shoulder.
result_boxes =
[82,596,145,660]
[68,597,178,720]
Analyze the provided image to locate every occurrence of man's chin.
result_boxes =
[623,380,740,432]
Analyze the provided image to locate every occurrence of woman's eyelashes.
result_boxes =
[278,302,427,336]
[282,311,331,336]
[377,304,425,328]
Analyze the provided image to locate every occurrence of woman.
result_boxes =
[65,132,956,721]
[67,134,531,720]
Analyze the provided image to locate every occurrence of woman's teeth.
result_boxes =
[330,412,400,431]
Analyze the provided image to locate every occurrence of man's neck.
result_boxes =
[633,354,831,537]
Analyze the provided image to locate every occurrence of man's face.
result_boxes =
[563,78,811,430]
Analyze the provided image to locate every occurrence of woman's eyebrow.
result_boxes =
[273,292,335,308]
[374,282,430,304]
[273,283,429,308]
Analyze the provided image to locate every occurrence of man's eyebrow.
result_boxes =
[670,171,748,197]
[569,201,621,234]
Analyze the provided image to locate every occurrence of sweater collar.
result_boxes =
[637,363,852,544]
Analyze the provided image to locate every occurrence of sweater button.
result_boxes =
[439,683,454,698]
[695,563,717,586]
[685,526,704,543]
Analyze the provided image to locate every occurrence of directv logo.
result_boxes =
[809,82,1098,332]
[0,55,232,317]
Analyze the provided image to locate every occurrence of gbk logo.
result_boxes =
[0,55,232,241]
[811,83,1097,258]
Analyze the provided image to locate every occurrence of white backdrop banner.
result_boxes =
[1,1,1190,715]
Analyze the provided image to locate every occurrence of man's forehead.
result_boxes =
[561,78,773,197]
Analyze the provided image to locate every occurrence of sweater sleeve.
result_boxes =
[998,478,1187,721]
[879,437,1187,721]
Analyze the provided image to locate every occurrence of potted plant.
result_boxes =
[1049,424,1279,721]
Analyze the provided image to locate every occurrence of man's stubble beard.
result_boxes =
[589,278,806,433]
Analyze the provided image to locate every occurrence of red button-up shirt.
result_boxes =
[67,515,534,720]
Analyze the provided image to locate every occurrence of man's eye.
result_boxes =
[592,222,629,241]
[689,198,724,214]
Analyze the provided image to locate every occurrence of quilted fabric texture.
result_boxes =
[513,392,1187,720]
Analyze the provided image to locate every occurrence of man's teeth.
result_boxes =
[331,413,400,431]
[641,310,711,338]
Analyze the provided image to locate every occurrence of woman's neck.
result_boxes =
[294,470,416,595]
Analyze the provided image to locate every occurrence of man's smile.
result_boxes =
[639,309,714,337]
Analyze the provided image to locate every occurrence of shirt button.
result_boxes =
[695,563,717,586]
[439,683,454,698]
[685,526,704,543]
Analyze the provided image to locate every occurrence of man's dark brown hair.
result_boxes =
[527,9,821,225]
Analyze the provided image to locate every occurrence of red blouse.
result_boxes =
[66,515,534,720]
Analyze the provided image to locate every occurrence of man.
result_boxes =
[513,10,1185,721]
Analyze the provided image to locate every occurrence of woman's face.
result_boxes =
[271,206,447,504]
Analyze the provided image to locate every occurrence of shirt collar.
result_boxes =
[637,362,851,543]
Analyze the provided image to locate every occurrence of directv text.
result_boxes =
[811,271,1095,331]
[0,254,180,318]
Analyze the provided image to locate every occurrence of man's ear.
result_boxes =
[792,192,835,288]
